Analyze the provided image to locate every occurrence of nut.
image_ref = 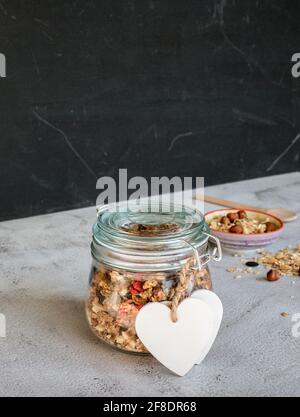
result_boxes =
[238,210,247,219]
[265,222,277,232]
[220,216,230,225]
[266,269,280,281]
[227,212,239,222]
[229,225,243,234]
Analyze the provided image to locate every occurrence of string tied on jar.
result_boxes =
[170,240,202,323]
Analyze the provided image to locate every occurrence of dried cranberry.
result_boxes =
[132,280,143,292]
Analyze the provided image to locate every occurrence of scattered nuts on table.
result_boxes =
[225,244,300,281]
[266,269,280,282]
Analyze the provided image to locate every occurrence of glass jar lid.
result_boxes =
[92,202,211,271]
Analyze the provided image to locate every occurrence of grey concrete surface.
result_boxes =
[0,172,299,397]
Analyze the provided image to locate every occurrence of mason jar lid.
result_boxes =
[91,202,210,271]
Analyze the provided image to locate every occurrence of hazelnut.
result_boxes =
[227,212,239,222]
[220,216,230,225]
[266,269,280,281]
[265,222,277,232]
[229,225,243,234]
[238,210,247,219]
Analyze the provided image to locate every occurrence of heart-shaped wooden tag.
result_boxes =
[135,298,214,376]
[191,290,223,364]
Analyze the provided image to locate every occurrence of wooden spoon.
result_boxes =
[195,194,297,223]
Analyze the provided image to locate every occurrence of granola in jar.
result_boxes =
[86,261,212,353]
[86,203,221,354]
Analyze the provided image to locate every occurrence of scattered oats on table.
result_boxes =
[226,245,300,279]
[257,245,300,277]
[227,267,238,273]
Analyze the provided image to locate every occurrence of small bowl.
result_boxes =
[205,208,284,251]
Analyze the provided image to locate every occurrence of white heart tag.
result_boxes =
[191,290,223,364]
[135,298,214,376]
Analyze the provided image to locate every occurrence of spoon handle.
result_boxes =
[196,194,264,211]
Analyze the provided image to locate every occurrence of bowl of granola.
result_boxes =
[205,209,284,251]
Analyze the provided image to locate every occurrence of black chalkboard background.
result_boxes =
[0,0,300,221]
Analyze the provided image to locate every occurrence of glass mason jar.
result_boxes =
[86,202,222,354]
